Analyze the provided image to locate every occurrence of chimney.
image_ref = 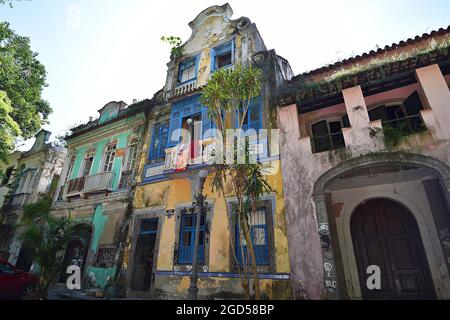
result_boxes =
[133,99,138,104]
[89,116,93,122]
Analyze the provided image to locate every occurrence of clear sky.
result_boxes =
[1,0,449,148]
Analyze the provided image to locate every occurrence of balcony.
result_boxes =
[164,140,215,171]
[66,177,85,196]
[119,170,134,189]
[64,172,114,199]
[162,137,265,172]
[174,80,198,97]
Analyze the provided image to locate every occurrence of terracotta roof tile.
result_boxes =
[294,25,450,79]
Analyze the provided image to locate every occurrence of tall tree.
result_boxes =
[0,21,51,142]
[0,0,24,8]
[201,65,271,300]
[0,90,20,162]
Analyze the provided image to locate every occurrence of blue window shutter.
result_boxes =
[249,96,262,131]
[201,106,215,139]
[149,123,169,161]
[234,207,269,266]
[231,38,235,64]
[178,213,205,264]
[158,123,169,159]
[148,127,157,161]
[168,110,182,147]
[210,47,216,72]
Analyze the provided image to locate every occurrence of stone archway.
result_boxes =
[312,152,450,299]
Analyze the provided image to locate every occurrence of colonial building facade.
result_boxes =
[123,4,292,299]
[3,4,449,301]
[51,100,150,289]
[0,130,65,270]
[277,27,450,299]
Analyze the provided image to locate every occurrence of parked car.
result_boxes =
[0,259,38,299]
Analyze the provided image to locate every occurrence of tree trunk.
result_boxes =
[240,212,260,300]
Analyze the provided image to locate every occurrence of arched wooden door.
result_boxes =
[351,199,435,299]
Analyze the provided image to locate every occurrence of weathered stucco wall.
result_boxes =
[277,64,450,299]
[130,160,290,299]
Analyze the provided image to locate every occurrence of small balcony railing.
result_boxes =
[311,131,346,154]
[66,177,86,196]
[164,140,215,171]
[119,170,134,189]
[64,172,114,199]
[84,172,114,193]
[174,80,198,97]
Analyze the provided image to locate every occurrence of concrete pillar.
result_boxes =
[314,193,340,299]
[342,86,371,129]
[278,104,301,140]
[416,64,450,140]
[278,104,323,299]
[341,86,380,151]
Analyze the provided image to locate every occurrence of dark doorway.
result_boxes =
[15,244,34,272]
[131,218,158,291]
[351,199,436,299]
[59,224,92,283]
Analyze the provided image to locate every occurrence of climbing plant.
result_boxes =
[161,35,183,60]
[201,65,271,300]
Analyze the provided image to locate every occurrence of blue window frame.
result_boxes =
[149,122,169,163]
[178,56,198,84]
[235,96,262,132]
[178,213,206,264]
[235,206,269,266]
[211,39,234,72]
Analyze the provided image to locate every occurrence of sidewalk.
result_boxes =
[47,287,154,300]
[48,288,104,300]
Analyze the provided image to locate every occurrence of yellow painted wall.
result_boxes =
[132,159,290,275]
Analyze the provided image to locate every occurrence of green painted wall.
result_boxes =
[112,132,130,189]
[90,204,108,252]
[68,131,132,191]
[91,140,109,175]
[71,146,88,179]
[86,266,117,289]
